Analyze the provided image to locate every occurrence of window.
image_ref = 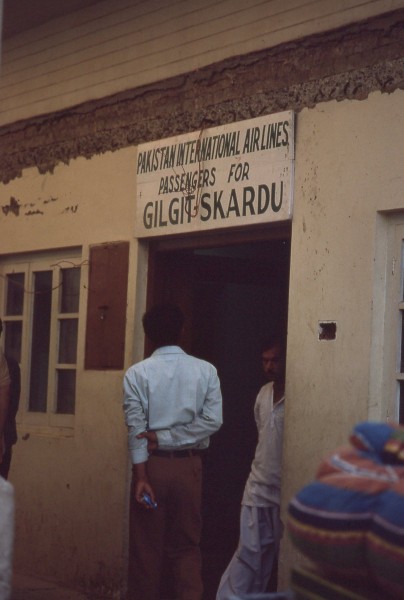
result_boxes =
[394,224,404,424]
[373,217,404,425]
[0,250,82,427]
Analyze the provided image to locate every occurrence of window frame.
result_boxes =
[0,248,82,432]
[391,222,404,423]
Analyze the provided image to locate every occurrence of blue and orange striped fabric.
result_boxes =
[288,422,404,599]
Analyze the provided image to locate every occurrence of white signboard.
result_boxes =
[135,111,294,237]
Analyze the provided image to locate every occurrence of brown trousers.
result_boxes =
[128,454,203,600]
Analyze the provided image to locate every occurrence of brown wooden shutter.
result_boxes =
[85,241,129,369]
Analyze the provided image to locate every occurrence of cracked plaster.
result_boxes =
[1,9,404,184]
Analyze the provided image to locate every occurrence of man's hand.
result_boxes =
[136,430,158,452]
[132,462,157,509]
[134,479,157,509]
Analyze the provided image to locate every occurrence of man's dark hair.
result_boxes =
[259,334,286,357]
[142,303,184,347]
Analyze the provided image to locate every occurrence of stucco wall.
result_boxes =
[0,148,137,251]
[0,148,140,594]
[5,88,403,594]
[280,88,404,583]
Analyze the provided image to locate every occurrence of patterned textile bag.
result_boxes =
[288,422,404,599]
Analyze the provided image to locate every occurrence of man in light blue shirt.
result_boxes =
[123,303,222,600]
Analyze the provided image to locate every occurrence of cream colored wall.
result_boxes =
[0,147,141,590]
[2,0,404,127]
[3,88,404,592]
[280,89,404,583]
[0,148,137,252]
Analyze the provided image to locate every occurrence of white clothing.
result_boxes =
[216,505,282,600]
[242,382,285,507]
[216,382,285,600]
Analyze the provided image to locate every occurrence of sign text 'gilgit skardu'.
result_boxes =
[135,111,294,237]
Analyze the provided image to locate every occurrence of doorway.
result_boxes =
[146,228,291,599]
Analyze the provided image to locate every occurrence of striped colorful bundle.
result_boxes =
[288,422,404,599]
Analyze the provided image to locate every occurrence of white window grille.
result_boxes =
[0,250,81,428]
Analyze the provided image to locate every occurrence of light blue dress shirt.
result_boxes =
[123,346,223,464]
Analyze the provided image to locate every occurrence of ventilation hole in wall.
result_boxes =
[318,321,337,341]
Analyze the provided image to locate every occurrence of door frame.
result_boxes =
[143,222,291,355]
[134,221,292,598]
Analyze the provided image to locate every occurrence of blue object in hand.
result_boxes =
[142,492,157,509]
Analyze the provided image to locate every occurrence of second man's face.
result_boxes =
[262,345,285,383]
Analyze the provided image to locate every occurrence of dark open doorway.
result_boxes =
[145,229,290,599]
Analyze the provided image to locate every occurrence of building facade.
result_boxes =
[1,1,404,597]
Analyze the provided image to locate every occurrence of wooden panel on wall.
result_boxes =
[85,241,129,370]
[1,0,404,127]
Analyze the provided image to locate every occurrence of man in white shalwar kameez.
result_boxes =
[216,337,286,599]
